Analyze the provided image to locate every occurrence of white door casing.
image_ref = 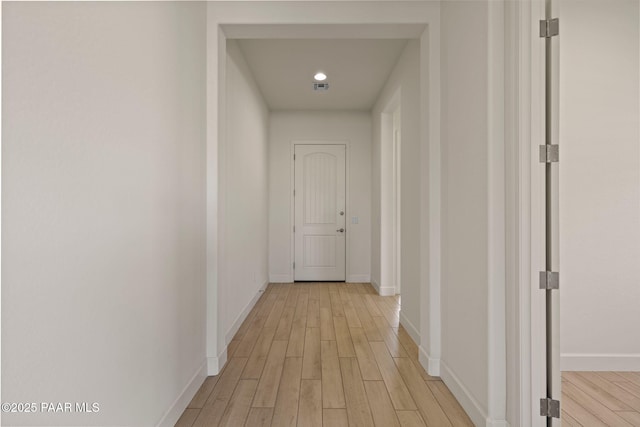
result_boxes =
[294,144,346,281]
[392,108,402,295]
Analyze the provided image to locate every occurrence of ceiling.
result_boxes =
[236,39,409,111]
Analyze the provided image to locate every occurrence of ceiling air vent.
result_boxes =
[313,82,329,91]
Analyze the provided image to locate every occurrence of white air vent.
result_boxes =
[313,82,329,91]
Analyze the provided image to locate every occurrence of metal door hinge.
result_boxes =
[539,18,559,38]
[293,262,295,270]
[540,398,560,418]
[294,154,296,160]
[539,271,559,290]
[293,226,295,233]
[293,189,296,196]
[539,145,559,163]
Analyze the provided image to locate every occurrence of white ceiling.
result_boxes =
[236,39,409,111]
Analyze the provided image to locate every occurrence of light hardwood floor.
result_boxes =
[176,282,474,427]
[562,371,640,426]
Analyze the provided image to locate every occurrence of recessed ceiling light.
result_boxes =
[314,72,327,81]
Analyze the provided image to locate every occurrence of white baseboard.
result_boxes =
[269,274,293,283]
[156,360,207,427]
[419,345,440,377]
[347,274,371,283]
[399,311,420,344]
[213,280,268,377]
[208,346,227,376]
[561,353,640,371]
[378,285,396,296]
[371,278,396,296]
[225,280,269,344]
[440,361,488,427]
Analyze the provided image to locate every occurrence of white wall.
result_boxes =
[2,3,206,426]
[440,2,506,425]
[221,40,270,345]
[269,111,371,283]
[371,41,422,339]
[560,0,640,371]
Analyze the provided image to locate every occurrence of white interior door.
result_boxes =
[294,144,346,281]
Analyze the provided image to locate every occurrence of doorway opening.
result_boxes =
[208,9,444,420]
[393,108,402,296]
[380,90,402,297]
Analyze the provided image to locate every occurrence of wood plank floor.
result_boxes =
[562,371,640,426]
[177,282,474,427]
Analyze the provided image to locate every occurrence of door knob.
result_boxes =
[339,211,345,216]
[337,228,345,233]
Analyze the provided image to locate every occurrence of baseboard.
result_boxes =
[399,311,420,344]
[561,353,640,371]
[211,281,268,378]
[156,360,207,427]
[440,361,488,427]
[371,278,396,296]
[269,274,293,283]
[347,274,371,283]
[419,345,440,377]
[378,286,395,296]
[208,346,227,376]
[225,280,269,344]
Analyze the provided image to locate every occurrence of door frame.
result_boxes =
[506,0,547,425]
[392,111,401,296]
[379,89,402,297]
[290,140,349,282]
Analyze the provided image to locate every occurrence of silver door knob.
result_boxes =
[337,228,345,233]
[339,211,344,215]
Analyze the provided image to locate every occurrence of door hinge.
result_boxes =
[539,18,559,38]
[539,271,559,290]
[293,189,296,197]
[294,154,296,160]
[293,262,295,270]
[540,398,560,418]
[539,145,559,163]
[293,226,295,233]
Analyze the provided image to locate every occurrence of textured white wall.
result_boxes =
[2,3,206,426]
[371,41,422,338]
[560,0,640,371]
[222,40,270,344]
[268,111,371,283]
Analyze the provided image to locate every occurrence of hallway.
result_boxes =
[176,283,473,427]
